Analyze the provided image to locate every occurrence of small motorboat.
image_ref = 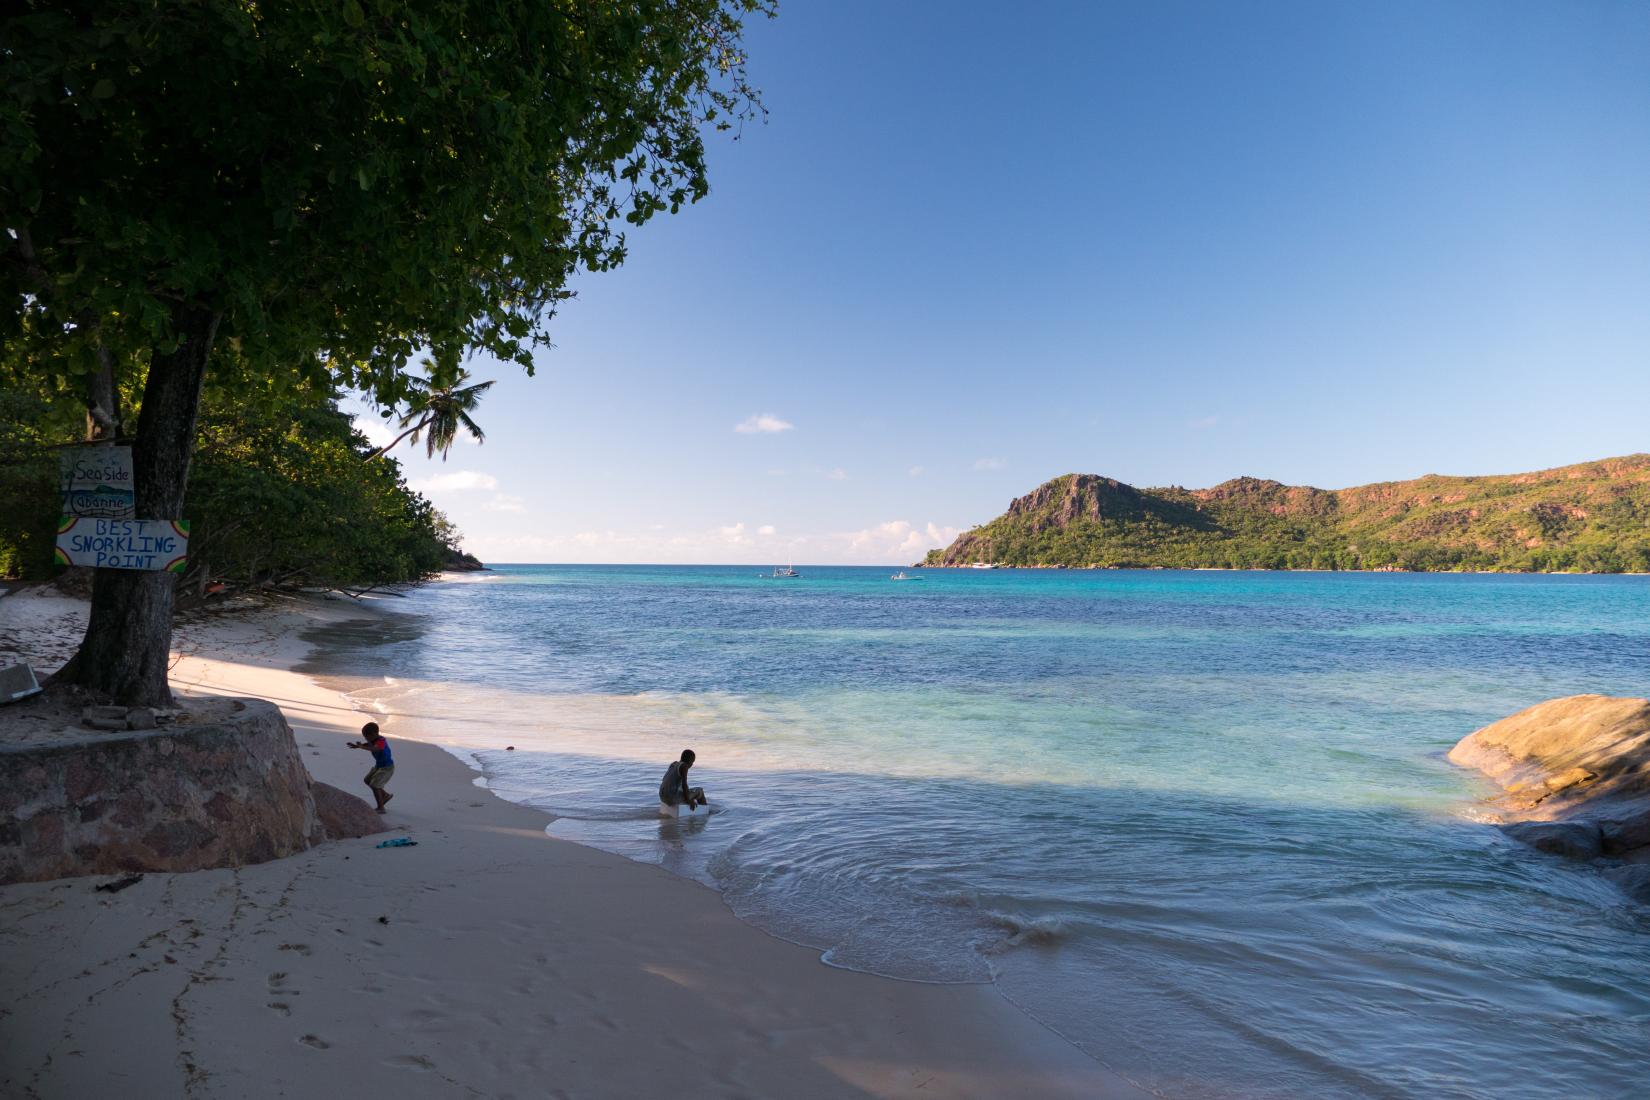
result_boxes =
[890,571,922,581]
[765,565,801,579]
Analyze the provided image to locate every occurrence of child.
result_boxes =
[349,722,395,813]
[658,748,707,815]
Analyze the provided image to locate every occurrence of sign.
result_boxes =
[59,446,135,518]
[55,518,190,573]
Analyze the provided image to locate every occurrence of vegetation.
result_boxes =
[365,355,494,462]
[923,458,1650,573]
[2,369,459,593]
[2,0,768,703]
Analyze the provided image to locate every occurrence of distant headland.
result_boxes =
[922,455,1650,573]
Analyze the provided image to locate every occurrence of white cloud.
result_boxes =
[461,519,961,566]
[411,470,499,493]
[973,457,1006,471]
[908,465,925,477]
[839,520,961,563]
[1188,415,1220,430]
[826,468,848,481]
[735,412,795,435]
[482,494,526,513]
[352,416,399,449]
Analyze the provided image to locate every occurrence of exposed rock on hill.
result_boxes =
[922,454,1650,571]
[1449,694,1650,900]
[443,548,487,572]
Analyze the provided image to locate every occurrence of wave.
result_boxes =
[984,910,1073,949]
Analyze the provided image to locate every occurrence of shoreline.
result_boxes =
[0,585,1149,1099]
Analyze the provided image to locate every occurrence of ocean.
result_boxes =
[301,565,1650,1098]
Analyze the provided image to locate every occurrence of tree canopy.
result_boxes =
[1,0,770,703]
[3,0,768,401]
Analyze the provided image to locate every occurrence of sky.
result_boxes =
[354,0,1650,565]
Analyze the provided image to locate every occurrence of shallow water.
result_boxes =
[302,566,1650,1098]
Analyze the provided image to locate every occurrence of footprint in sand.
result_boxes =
[267,1002,291,1016]
[298,1035,330,1049]
[277,943,312,956]
[387,1054,437,1072]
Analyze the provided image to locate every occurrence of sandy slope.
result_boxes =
[0,588,1149,1100]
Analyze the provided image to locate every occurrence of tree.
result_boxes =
[364,357,494,462]
[2,0,769,704]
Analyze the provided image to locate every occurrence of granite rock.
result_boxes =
[1450,694,1650,899]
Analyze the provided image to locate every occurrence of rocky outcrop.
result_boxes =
[0,696,385,884]
[443,548,487,572]
[1449,695,1650,897]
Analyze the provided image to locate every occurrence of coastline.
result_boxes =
[0,585,1148,1099]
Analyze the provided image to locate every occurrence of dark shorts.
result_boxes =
[660,785,704,808]
[365,765,395,789]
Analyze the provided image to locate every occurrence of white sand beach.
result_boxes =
[0,588,1148,1099]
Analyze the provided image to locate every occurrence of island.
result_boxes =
[922,455,1650,572]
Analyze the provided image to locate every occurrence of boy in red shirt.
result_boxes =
[349,722,395,813]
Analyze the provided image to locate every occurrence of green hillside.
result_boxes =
[921,456,1650,572]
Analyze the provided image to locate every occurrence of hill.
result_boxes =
[921,456,1650,572]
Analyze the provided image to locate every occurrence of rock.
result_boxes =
[125,707,157,730]
[310,782,388,841]
[2,698,322,884]
[1448,695,1650,792]
[82,705,129,731]
[1502,821,1602,860]
[1450,695,1650,884]
[1595,799,1650,854]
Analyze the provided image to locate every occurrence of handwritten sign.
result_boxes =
[55,518,190,573]
[59,446,135,518]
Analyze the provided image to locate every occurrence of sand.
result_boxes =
[0,586,1150,1099]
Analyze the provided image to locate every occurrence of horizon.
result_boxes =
[356,1,1650,566]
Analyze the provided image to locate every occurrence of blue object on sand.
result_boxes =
[376,837,418,849]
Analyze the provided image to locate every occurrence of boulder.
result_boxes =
[1450,695,1650,897]
[311,782,388,840]
[1501,821,1602,860]
[1448,695,1650,798]
[2,697,351,884]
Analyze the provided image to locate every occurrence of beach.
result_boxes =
[0,585,1147,1100]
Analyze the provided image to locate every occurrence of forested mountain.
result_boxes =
[923,456,1650,572]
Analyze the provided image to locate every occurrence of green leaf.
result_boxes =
[342,1,365,29]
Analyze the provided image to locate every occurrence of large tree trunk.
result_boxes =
[64,303,221,706]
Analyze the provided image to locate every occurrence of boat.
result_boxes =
[765,565,801,579]
[969,562,995,570]
[890,571,922,581]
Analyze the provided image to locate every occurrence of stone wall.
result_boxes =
[0,698,376,884]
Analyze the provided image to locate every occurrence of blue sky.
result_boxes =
[356,0,1650,565]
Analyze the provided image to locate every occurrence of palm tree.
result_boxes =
[364,357,494,462]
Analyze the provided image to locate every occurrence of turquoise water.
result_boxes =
[307,566,1650,1098]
